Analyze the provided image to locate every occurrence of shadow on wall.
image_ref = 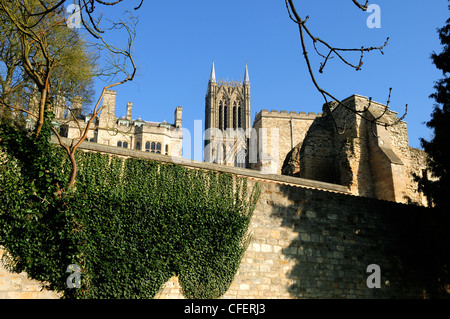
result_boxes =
[269,183,448,299]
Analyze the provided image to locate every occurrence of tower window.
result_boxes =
[117,141,122,147]
[151,142,156,153]
[165,144,169,155]
[238,106,242,128]
[145,141,150,152]
[156,142,161,154]
[224,102,228,129]
[233,102,237,129]
[136,142,141,150]
[219,100,223,130]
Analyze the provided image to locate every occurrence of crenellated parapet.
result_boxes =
[254,109,322,122]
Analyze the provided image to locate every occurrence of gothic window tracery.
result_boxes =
[233,101,237,129]
[224,101,228,129]
[238,104,242,128]
[219,100,223,130]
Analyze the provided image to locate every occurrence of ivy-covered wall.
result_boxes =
[156,180,447,299]
[1,120,448,299]
[0,120,260,299]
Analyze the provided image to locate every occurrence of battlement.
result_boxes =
[215,79,244,87]
[254,109,322,122]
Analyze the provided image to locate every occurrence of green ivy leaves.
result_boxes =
[0,118,260,299]
[71,158,260,299]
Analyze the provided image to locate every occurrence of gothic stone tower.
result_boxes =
[204,61,251,167]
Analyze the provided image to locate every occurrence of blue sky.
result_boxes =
[88,0,449,159]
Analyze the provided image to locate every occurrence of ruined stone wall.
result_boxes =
[407,147,429,205]
[295,94,428,205]
[299,115,338,184]
[251,110,320,174]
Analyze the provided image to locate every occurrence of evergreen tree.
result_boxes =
[420,4,450,211]
[415,3,450,298]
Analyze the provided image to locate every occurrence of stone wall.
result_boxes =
[251,110,320,174]
[0,248,61,299]
[294,95,428,205]
[0,140,433,299]
[155,177,429,299]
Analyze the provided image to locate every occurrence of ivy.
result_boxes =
[0,117,260,299]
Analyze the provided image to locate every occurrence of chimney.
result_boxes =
[174,106,182,128]
[126,102,132,121]
[71,96,83,118]
[99,90,117,127]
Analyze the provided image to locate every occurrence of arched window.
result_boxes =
[145,141,150,152]
[224,101,228,129]
[238,105,242,128]
[165,144,169,155]
[233,102,237,129]
[136,142,141,150]
[156,142,161,154]
[123,141,128,149]
[235,145,246,168]
[151,142,156,153]
[117,141,122,147]
[219,100,223,130]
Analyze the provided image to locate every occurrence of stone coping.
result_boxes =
[51,136,350,195]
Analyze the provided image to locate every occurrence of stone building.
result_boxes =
[44,62,428,206]
[205,63,428,205]
[250,109,321,174]
[251,94,428,205]
[204,62,251,168]
[55,90,183,157]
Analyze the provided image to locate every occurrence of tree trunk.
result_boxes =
[34,78,49,138]
[67,150,78,189]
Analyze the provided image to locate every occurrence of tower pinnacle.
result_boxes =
[209,60,216,83]
[244,63,250,85]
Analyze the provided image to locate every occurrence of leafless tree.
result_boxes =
[0,0,140,190]
[285,0,407,134]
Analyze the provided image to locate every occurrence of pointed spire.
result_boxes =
[209,60,216,83]
[244,62,250,85]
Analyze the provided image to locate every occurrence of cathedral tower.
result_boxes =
[205,61,251,167]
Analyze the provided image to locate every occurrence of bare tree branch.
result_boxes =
[351,0,369,11]
[1,0,140,191]
[285,0,407,133]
